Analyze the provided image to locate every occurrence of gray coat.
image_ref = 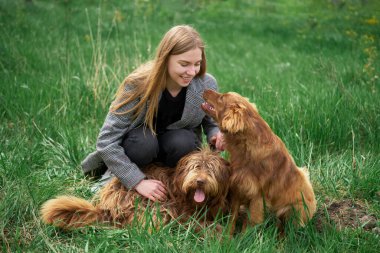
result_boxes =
[81,73,220,189]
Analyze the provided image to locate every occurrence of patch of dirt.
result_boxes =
[315,198,379,234]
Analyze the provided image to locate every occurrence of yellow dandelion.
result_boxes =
[362,35,375,43]
[365,17,378,25]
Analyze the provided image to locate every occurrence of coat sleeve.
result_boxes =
[201,74,220,142]
[95,109,146,189]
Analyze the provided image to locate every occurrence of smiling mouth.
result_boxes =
[182,76,193,82]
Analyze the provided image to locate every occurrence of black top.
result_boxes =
[155,87,187,134]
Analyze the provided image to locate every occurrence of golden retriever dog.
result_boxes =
[41,148,231,230]
[201,90,316,234]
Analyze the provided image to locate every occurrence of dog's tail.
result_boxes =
[41,196,108,229]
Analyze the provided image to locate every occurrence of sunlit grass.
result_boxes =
[1,0,379,252]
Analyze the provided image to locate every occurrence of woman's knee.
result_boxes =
[122,126,158,166]
[163,129,199,151]
[159,129,200,166]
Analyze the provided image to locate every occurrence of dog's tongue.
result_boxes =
[194,188,205,203]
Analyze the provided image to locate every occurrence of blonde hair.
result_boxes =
[111,25,207,133]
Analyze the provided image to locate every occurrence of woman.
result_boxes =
[82,25,224,202]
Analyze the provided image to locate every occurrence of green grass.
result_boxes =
[1,0,379,252]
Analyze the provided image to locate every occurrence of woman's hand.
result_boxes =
[210,131,225,151]
[134,179,167,202]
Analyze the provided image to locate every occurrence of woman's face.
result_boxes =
[166,47,202,93]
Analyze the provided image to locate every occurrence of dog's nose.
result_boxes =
[196,178,205,186]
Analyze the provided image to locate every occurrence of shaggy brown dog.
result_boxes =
[41,148,230,230]
[201,90,317,234]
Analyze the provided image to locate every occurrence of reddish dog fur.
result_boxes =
[41,148,230,230]
[202,90,317,234]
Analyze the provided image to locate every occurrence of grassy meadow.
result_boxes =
[1,0,379,252]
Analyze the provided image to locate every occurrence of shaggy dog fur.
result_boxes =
[201,90,317,234]
[41,148,231,230]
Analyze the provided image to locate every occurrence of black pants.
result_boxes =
[122,126,201,168]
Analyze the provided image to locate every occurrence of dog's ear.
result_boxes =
[221,103,246,133]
